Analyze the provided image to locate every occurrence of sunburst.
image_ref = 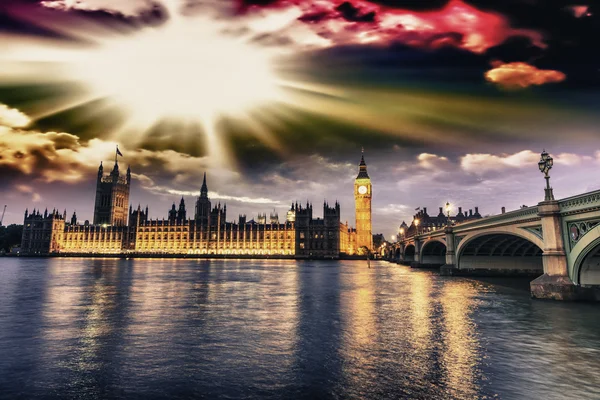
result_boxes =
[0,2,289,167]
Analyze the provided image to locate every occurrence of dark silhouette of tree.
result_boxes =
[0,224,23,253]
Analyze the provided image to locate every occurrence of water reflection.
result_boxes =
[293,262,342,398]
[439,281,480,399]
[339,263,378,398]
[407,271,440,394]
[1,258,600,399]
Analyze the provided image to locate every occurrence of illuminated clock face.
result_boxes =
[358,185,367,194]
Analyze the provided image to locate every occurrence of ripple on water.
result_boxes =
[0,258,599,399]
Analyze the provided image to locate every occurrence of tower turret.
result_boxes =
[354,148,372,253]
[93,146,130,226]
[169,203,177,223]
[177,197,187,223]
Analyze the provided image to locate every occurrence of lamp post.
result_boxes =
[445,202,452,226]
[538,150,554,201]
[414,218,420,236]
[399,227,405,239]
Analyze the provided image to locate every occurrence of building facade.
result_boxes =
[21,154,373,257]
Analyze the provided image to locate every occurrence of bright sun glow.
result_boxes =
[76,20,281,123]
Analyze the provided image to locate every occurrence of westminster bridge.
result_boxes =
[384,189,600,301]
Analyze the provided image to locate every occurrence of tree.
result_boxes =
[0,224,23,253]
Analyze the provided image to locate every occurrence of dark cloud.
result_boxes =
[367,0,450,11]
[485,36,543,63]
[335,2,376,23]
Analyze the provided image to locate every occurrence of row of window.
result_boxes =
[138,234,295,241]
[298,232,338,239]
[299,242,336,250]
[136,242,293,249]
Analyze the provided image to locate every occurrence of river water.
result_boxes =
[0,258,599,399]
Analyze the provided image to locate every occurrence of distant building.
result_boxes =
[20,153,373,258]
[401,206,482,237]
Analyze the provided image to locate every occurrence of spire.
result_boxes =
[180,196,185,206]
[357,148,369,179]
[200,172,208,198]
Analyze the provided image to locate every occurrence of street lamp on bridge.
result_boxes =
[399,227,405,239]
[414,218,420,235]
[445,202,452,226]
[538,150,554,201]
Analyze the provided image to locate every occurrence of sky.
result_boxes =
[0,0,599,238]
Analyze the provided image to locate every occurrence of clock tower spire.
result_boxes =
[354,148,372,253]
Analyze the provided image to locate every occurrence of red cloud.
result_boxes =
[484,61,566,89]
[238,0,544,53]
[569,5,590,18]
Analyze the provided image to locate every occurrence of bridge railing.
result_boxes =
[399,206,540,242]
[558,189,600,213]
[396,190,600,244]
[451,205,540,231]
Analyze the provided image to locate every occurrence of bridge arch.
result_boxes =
[420,239,446,267]
[404,244,415,262]
[571,229,600,285]
[457,231,543,274]
[394,247,401,261]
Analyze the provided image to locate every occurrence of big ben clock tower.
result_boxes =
[354,149,373,252]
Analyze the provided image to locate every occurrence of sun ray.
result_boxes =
[0,6,289,168]
[28,92,108,121]
[236,111,285,154]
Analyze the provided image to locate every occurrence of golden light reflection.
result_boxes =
[408,271,433,377]
[339,262,376,383]
[78,266,118,367]
[348,267,376,348]
[126,260,190,339]
[41,260,85,343]
[440,281,480,398]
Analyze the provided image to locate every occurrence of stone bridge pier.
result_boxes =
[391,190,600,301]
[529,200,574,300]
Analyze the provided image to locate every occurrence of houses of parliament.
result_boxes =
[20,152,374,258]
